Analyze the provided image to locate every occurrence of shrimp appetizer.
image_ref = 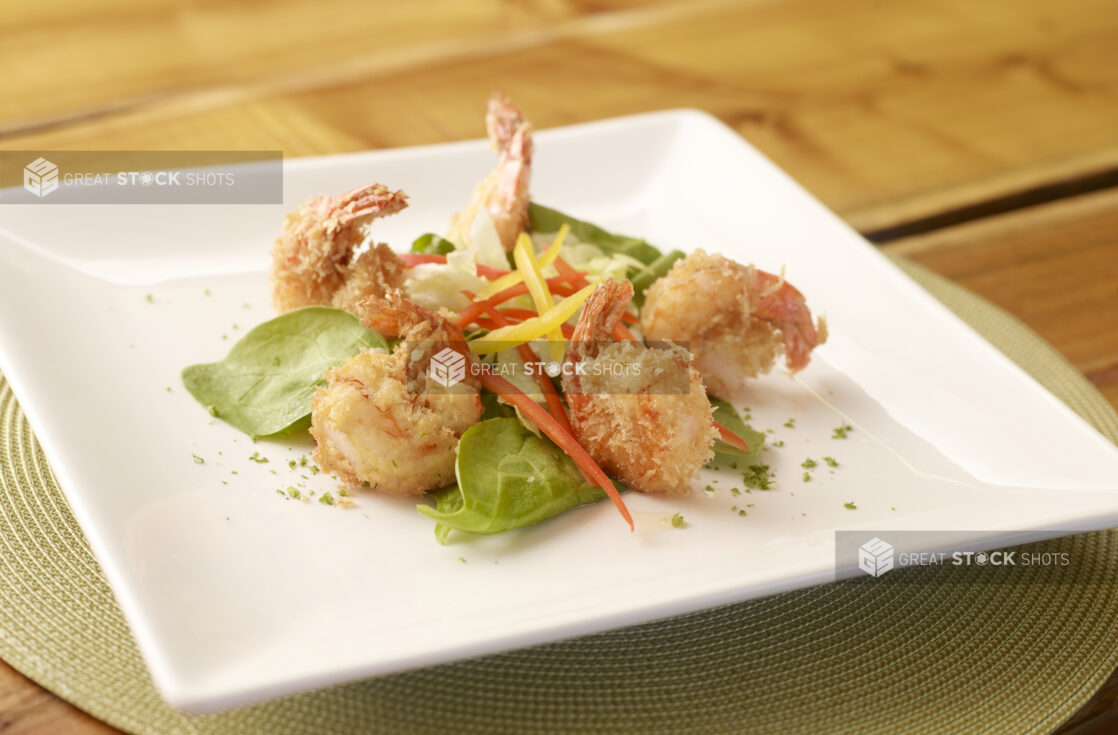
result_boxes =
[270,184,408,314]
[310,291,482,495]
[563,280,717,495]
[447,92,533,253]
[640,249,827,399]
[186,93,828,540]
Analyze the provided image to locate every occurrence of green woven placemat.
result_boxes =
[2,257,1117,734]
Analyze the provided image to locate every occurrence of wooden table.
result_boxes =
[1,0,1116,731]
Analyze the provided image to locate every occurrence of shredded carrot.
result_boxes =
[469,284,595,354]
[494,307,542,321]
[553,255,590,289]
[554,256,639,325]
[456,278,581,329]
[480,372,633,531]
[463,293,575,435]
[475,263,509,279]
[713,421,751,454]
[612,322,640,342]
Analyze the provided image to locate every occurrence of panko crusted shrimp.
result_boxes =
[640,250,827,399]
[562,279,717,496]
[270,184,408,314]
[448,92,533,251]
[310,291,482,494]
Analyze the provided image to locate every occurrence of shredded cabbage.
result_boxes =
[403,251,487,311]
[531,233,648,284]
[467,209,513,270]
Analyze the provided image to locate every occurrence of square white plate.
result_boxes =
[2,110,1117,714]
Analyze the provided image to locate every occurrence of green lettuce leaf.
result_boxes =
[418,418,608,542]
[527,202,684,305]
[710,396,765,461]
[629,250,686,301]
[410,233,458,255]
[182,306,387,438]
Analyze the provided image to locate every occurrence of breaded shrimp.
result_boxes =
[563,279,716,496]
[310,291,482,494]
[448,93,533,251]
[640,250,827,398]
[270,184,408,314]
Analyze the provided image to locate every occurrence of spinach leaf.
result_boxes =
[710,396,765,461]
[182,306,387,438]
[529,203,663,265]
[629,250,686,301]
[480,388,516,420]
[418,418,608,542]
[410,233,458,255]
[528,202,685,305]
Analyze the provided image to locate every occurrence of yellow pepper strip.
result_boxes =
[469,283,595,355]
[513,233,568,361]
[475,224,570,300]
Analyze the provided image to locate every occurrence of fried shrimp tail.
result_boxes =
[310,291,482,495]
[448,93,533,251]
[640,250,826,398]
[563,279,716,495]
[270,184,408,314]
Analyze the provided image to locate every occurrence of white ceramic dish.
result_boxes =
[2,110,1117,714]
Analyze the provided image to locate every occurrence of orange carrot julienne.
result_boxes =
[479,372,633,531]
[464,292,575,435]
[553,256,590,289]
[456,278,581,328]
[475,263,510,279]
[612,322,640,342]
[713,421,751,453]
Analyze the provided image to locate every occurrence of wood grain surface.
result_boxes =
[2,0,1117,732]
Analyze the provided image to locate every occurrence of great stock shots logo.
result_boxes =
[23,157,59,198]
[858,537,895,578]
[428,347,467,388]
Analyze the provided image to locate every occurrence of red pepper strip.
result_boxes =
[398,253,510,280]
[476,263,510,279]
[612,322,640,342]
[470,317,504,331]
[494,307,542,321]
[398,253,446,267]
[464,293,575,435]
[456,278,581,329]
[479,372,633,531]
[553,255,590,289]
[713,420,751,454]
[553,257,642,325]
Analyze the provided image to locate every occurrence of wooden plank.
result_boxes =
[3,0,1118,234]
[0,660,119,735]
[0,0,676,134]
[884,187,1118,411]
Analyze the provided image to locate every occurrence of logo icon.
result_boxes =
[23,157,59,198]
[858,537,894,578]
[428,347,466,388]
